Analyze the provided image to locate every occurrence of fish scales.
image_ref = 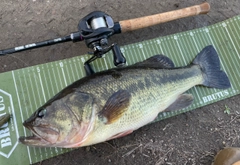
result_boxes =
[80,66,203,146]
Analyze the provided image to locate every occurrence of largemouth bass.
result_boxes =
[19,45,231,148]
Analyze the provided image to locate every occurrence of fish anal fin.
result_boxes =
[132,55,175,69]
[165,94,194,112]
[99,90,131,124]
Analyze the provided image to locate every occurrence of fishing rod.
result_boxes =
[0,2,210,75]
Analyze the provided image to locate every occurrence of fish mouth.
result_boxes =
[19,134,48,146]
[19,122,60,147]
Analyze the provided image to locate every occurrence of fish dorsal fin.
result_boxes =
[132,55,175,69]
[165,94,194,112]
[98,90,131,124]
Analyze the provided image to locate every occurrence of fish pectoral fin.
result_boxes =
[132,54,175,69]
[165,94,194,112]
[98,90,131,124]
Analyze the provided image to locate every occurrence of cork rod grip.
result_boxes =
[119,2,210,33]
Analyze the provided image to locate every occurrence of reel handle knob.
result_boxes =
[112,44,126,67]
[84,63,95,76]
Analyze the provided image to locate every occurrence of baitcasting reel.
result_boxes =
[0,3,210,76]
[78,11,126,75]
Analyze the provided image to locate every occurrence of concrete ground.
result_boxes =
[0,0,240,164]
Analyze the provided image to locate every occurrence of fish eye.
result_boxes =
[38,109,46,118]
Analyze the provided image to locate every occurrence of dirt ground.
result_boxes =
[0,0,240,164]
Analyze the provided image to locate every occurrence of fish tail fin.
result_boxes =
[192,45,231,89]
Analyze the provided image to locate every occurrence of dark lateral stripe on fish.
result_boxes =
[123,67,200,92]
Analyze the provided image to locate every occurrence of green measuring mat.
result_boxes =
[1,15,240,164]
